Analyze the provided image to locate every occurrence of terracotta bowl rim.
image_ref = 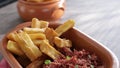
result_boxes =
[73,27,119,68]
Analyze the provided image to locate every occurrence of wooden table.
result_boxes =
[0,0,120,63]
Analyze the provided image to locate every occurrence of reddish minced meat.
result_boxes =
[43,47,103,68]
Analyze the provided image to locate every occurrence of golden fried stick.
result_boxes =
[33,40,49,47]
[32,40,42,46]
[54,37,72,48]
[7,32,17,41]
[7,31,46,41]
[19,30,45,40]
[55,20,75,36]
[28,33,46,40]
[23,27,45,34]
[39,40,64,60]
[45,28,58,46]
[31,18,40,28]
[7,40,24,56]
[39,21,49,28]
[15,31,42,61]
[31,18,49,28]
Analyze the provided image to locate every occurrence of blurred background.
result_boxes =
[0,0,17,8]
[0,0,17,60]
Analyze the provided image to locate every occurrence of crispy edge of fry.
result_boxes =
[39,21,49,28]
[31,18,49,29]
[29,33,46,40]
[15,31,42,61]
[39,40,64,60]
[7,40,24,56]
[33,40,48,47]
[45,28,58,46]
[55,19,75,36]
[18,30,46,40]
[31,18,40,28]
[54,37,72,48]
[7,32,17,41]
[23,27,45,34]
[32,40,42,47]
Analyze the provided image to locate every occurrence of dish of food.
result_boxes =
[0,18,119,68]
[43,48,103,68]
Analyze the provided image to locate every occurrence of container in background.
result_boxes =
[17,0,65,21]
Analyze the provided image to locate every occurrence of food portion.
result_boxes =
[43,48,103,68]
[6,18,103,68]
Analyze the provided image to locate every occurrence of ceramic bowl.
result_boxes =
[0,22,119,68]
[17,0,65,21]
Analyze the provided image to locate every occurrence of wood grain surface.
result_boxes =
[0,0,120,63]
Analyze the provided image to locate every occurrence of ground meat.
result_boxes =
[43,47,103,68]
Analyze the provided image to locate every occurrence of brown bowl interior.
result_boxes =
[0,22,119,68]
